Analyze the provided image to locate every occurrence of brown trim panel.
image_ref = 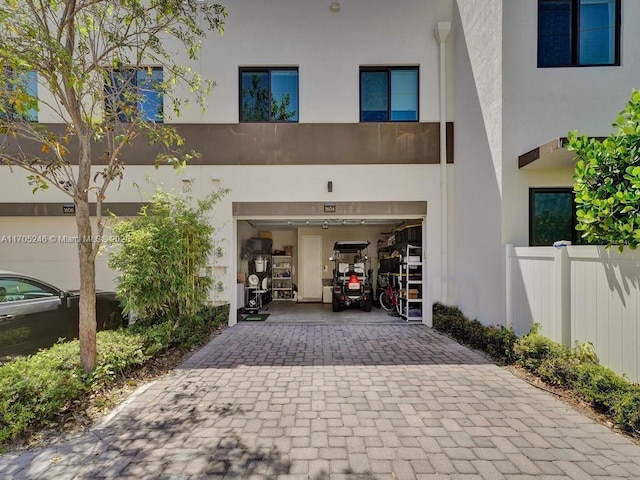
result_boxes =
[0,203,144,216]
[2,123,454,166]
[233,201,428,217]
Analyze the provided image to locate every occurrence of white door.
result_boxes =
[301,235,323,301]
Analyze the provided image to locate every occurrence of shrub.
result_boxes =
[514,324,571,373]
[613,386,640,434]
[568,89,640,250]
[433,304,640,435]
[0,342,85,444]
[0,305,228,447]
[432,304,517,363]
[573,363,630,412]
[108,187,228,322]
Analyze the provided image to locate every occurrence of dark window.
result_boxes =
[240,68,298,122]
[538,0,620,67]
[0,277,56,302]
[105,67,163,122]
[530,188,587,246]
[360,67,418,122]
[0,69,37,122]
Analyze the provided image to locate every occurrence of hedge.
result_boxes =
[0,305,228,448]
[433,303,640,435]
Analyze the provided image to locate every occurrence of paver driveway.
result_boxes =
[2,324,640,479]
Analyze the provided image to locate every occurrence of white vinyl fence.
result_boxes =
[506,245,640,383]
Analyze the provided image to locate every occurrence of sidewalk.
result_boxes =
[1,323,639,479]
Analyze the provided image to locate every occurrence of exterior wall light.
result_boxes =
[330,2,340,12]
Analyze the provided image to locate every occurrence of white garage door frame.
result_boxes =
[230,201,429,326]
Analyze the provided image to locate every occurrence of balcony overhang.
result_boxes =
[519,136,608,170]
[518,137,574,170]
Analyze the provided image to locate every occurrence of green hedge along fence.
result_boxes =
[433,303,640,435]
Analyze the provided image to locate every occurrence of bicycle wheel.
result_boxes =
[379,291,394,312]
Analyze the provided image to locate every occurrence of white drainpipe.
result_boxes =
[435,21,451,305]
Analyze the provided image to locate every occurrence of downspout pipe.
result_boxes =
[435,21,451,305]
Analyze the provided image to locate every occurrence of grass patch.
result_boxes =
[0,305,228,450]
[433,303,640,436]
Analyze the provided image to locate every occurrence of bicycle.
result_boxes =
[378,273,401,316]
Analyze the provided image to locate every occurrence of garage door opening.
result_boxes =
[235,216,425,324]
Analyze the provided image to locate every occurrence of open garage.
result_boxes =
[233,201,427,325]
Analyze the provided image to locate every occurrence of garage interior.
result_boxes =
[236,216,424,323]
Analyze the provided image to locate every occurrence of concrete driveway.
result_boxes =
[1,324,640,479]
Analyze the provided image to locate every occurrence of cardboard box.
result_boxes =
[237,273,247,284]
[259,231,272,239]
[284,245,293,256]
[408,289,419,299]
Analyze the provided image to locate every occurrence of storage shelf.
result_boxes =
[272,255,293,300]
[398,245,423,323]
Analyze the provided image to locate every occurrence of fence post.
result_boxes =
[553,245,571,346]
[505,244,514,329]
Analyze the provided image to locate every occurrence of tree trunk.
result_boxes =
[75,195,97,373]
[76,134,97,373]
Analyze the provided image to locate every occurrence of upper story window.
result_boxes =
[240,68,299,122]
[0,69,38,122]
[105,67,163,123]
[360,67,418,122]
[538,0,621,67]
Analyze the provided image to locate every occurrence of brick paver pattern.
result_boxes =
[1,324,640,479]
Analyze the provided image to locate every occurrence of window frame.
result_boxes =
[238,67,299,123]
[529,187,583,246]
[359,66,419,123]
[537,0,622,68]
[104,66,164,123]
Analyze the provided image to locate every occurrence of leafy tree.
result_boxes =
[567,90,640,250]
[108,187,228,323]
[0,0,226,372]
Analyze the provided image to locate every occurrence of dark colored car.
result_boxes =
[0,271,125,360]
[330,241,373,312]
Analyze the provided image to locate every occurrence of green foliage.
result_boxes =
[0,343,84,444]
[434,306,640,435]
[568,89,640,250]
[108,187,228,322]
[514,323,571,372]
[613,386,640,434]
[573,363,629,411]
[432,304,517,363]
[0,0,227,374]
[0,305,227,447]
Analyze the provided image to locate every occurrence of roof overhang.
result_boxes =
[519,136,608,170]
[518,137,574,170]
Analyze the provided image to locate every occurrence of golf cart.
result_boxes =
[330,241,373,312]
